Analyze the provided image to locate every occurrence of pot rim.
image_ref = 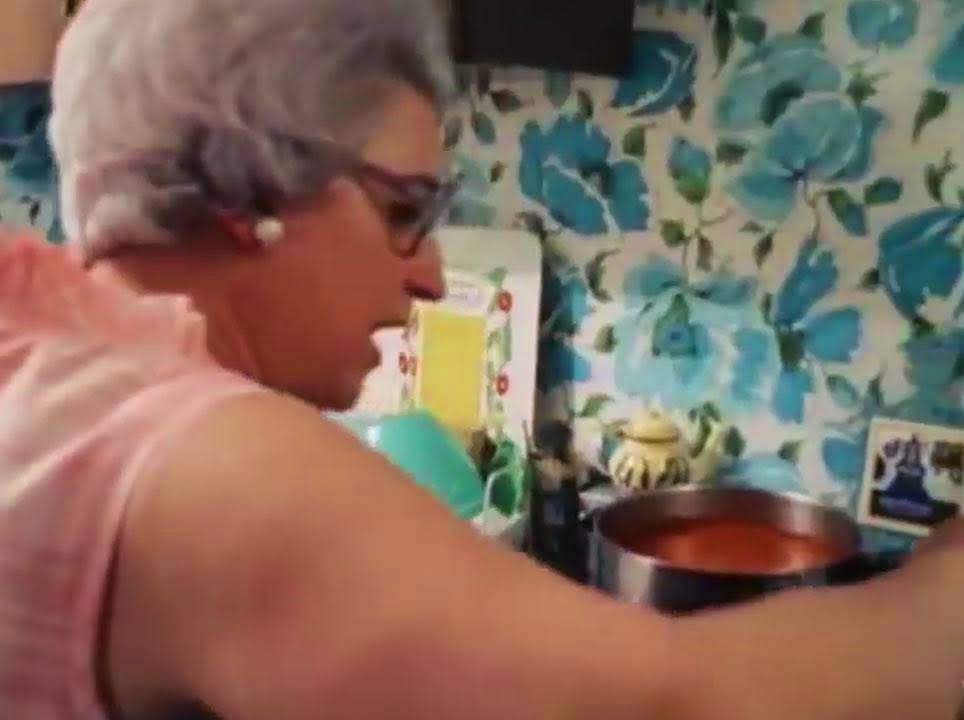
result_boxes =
[593,486,864,580]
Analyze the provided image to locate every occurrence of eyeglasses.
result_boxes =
[349,162,461,258]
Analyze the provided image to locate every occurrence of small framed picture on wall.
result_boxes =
[857,418,964,537]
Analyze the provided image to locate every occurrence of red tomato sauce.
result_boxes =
[622,518,849,575]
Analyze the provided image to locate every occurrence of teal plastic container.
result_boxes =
[333,411,485,520]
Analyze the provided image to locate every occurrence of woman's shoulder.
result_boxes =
[1,231,211,359]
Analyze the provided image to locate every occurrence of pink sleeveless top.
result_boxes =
[0,233,264,719]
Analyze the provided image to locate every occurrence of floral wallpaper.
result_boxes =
[1,0,962,546]
[442,0,964,543]
[0,82,61,241]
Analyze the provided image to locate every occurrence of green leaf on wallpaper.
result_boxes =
[594,325,617,354]
[586,251,618,303]
[490,89,523,113]
[740,221,765,233]
[476,67,493,97]
[913,89,950,144]
[579,394,614,419]
[778,331,806,369]
[677,94,696,123]
[826,189,868,237]
[490,162,506,184]
[443,117,463,150]
[827,375,861,410]
[911,315,935,338]
[864,177,903,206]
[958,188,964,206]
[675,176,710,206]
[924,153,956,205]
[515,212,549,242]
[716,140,748,165]
[661,220,689,248]
[713,7,735,72]
[761,81,804,126]
[858,268,881,291]
[925,165,946,205]
[670,138,712,205]
[691,415,714,457]
[735,15,766,44]
[503,324,514,363]
[698,401,722,423]
[471,112,497,145]
[622,125,648,159]
[798,12,825,40]
[724,426,746,458]
[761,292,773,324]
[846,73,878,106]
[696,233,714,272]
[577,90,595,121]
[653,296,691,357]
[753,232,774,268]
[777,441,803,465]
[545,71,572,109]
[867,375,884,408]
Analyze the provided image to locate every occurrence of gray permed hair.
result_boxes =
[50,0,454,260]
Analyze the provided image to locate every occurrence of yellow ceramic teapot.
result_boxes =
[608,410,724,492]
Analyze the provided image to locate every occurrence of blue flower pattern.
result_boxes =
[717,36,885,222]
[848,0,919,50]
[613,256,775,415]
[878,208,964,321]
[0,84,62,240]
[771,238,863,422]
[933,7,964,84]
[519,115,650,234]
[612,31,698,116]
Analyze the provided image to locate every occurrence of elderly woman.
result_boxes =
[0,0,961,718]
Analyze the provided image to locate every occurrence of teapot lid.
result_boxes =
[622,412,681,443]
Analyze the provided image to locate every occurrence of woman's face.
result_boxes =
[248,86,447,409]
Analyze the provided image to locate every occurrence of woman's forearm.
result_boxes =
[673,574,962,720]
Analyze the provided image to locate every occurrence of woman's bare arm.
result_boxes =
[102,392,964,720]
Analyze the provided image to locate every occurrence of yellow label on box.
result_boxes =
[416,306,486,438]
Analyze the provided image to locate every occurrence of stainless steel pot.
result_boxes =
[591,487,905,614]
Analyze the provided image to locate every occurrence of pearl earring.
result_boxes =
[253,217,285,247]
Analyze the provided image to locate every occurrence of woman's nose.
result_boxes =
[404,236,446,302]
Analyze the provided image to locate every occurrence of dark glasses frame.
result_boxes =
[349,162,461,258]
[316,139,459,258]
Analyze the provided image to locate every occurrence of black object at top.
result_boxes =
[450,0,635,77]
